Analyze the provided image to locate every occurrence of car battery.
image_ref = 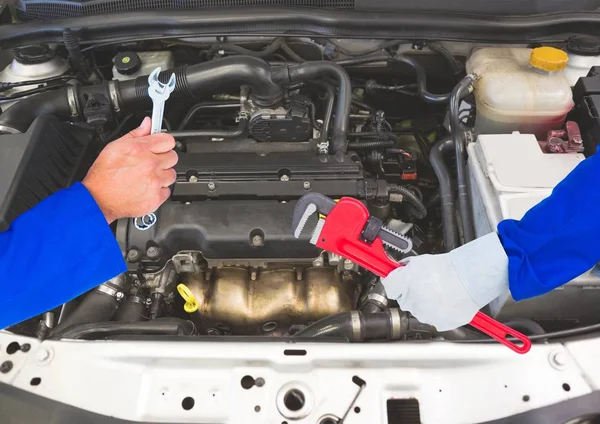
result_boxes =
[468,132,600,325]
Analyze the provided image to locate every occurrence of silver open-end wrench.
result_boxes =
[147,67,176,134]
[133,67,176,231]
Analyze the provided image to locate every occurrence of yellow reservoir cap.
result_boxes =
[530,47,568,72]
[177,284,199,313]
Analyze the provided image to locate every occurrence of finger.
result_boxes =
[156,168,177,187]
[157,150,179,169]
[122,117,151,139]
[146,134,176,154]
[158,187,171,204]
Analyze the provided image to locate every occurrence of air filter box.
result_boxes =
[0,115,95,231]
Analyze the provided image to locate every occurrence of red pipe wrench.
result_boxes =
[292,193,532,354]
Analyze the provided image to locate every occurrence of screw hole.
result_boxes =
[563,383,571,392]
[30,377,41,386]
[241,375,255,389]
[321,238,326,242]
[283,388,305,412]
[504,385,508,388]
[6,342,20,355]
[255,405,261,412]
[438,389,442,393]
[522,395,530,402]
[354,406,361,413]
[181,397,195,410]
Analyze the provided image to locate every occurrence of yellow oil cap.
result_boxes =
[177,284,199,313]
[530,47,568,72]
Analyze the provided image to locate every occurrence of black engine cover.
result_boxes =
[117,200,320,264]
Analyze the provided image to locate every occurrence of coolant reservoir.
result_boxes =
[466,47,574,139]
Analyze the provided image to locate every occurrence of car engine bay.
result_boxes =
[3,27,600,343]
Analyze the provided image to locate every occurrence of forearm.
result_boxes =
[498,149,600,300]
[0,183,126,329]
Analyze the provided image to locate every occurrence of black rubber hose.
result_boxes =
[388,184,428,220]
[276,62,351,153]
[501,318,546,336]
[294,309,408,341]
[318,82,335,145]
[0,88,71,133]
[63,28,89,77]
[169,117,248,139]
[117,55,284,110]
[426,41,464,79]
[450,74,477,243]
[177,102,239,130]
[392,55,451,104]
[347,140,395,150]
[49,290,119,336]
[113,297,149,322]
[50,319,196,340]
[430,136,459,251]
[207,38,285,58]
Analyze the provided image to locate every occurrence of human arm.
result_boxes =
[382,148,600,330]
[0,118,178,329]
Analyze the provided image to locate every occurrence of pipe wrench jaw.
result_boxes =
[292,193,337,240]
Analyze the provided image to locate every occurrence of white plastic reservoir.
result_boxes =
[466,47,574,139]
[564,37,600,86]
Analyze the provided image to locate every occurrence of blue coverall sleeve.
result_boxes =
[0,182,126,329]
[498,149,600,301]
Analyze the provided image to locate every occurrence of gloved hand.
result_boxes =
[82,117,178,223]
[381,233,510,331]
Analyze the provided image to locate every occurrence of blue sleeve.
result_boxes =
[0,182,126,329]
[497,149,600,300]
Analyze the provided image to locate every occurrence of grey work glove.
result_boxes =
[381,233,510,331]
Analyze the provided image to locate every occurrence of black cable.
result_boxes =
[178,102,239,130]
[0,75,79,91]
[0,84,68,101]
[351,98,376,113]
[207,37,284,58]
[280,42,307,63]
[106,114,134,140]
[455,323,600,344]
[426,41,463,79]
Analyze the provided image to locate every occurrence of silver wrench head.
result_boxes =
[147,67,176,101]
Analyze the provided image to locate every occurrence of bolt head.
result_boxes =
[303,181,311,190]
[126,249,141,263]
[145,298,153,306]
[36,348,50,362]
[344,259,354,270]
[208,182,216,191]
[146,246,162,259]
[251,235,264,246]
[550,351,568,368]
[20,343,31,353]
[280,174,290,182]
[189,175,198,183]
[115,292,125,301]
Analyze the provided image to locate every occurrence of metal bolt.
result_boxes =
[280,174,290,182]
[36,348,50,362]
[189,175,198,183]
[251,235,264,247]
[550,351,568,369]
[313,257,323,267]
[303,181,311,190]
[145,298,153,306]
[207,328,221,336]
[146,246,162,259]
[344,259,354,270]
[0,361,13,374]
[20,343,31,353]
[126,249,141,263]
[115,292,125,302]
[255,377,265,387]
[208,182,216,191]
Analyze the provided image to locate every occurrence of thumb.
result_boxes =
[123,117,151,139]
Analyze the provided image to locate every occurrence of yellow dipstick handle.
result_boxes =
[177,284,199,313]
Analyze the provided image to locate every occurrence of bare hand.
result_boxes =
[83,117,178,223]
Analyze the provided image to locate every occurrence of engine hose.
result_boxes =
[49,318,196,340]
[117,55,283,110]
[388,184,428,220]
[430,136,458,251]
[169,116,248,139]
[275,61,351,153]
[501,318,546,336]
[294,309,408,342]
[49,289,120,336]
[0,88,72,134]
[113,296,149,322]
[0,55,283,134]
[450,74,477,243]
